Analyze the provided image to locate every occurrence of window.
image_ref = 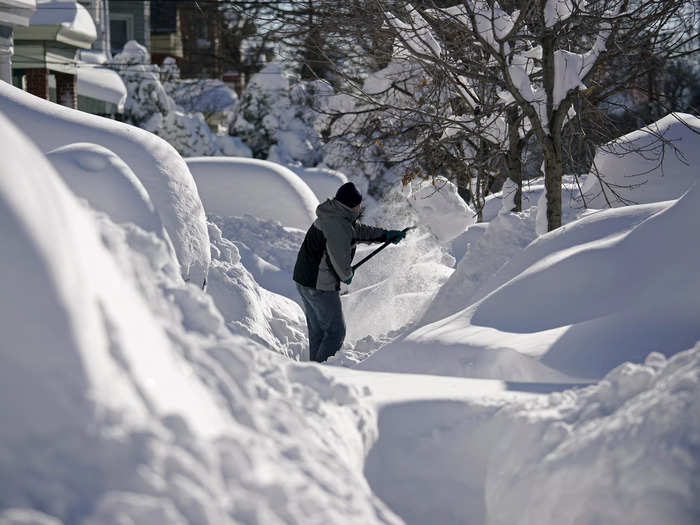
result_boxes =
[110,14,134,53]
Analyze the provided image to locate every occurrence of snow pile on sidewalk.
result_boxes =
[0,105,401,525]
[0,81,209,287]
[360,343,700,525]
[207,223,308,359]
[209,214,306,302]
[582,113,700,207]
[486,343,700,525]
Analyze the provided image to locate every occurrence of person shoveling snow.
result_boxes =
[294,182,409,362]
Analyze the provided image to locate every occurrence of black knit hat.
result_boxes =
[334,182,363,208]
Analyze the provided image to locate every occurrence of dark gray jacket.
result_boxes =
[293,199,387,291]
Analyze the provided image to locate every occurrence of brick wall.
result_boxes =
[26,68,49,99]
[54,71,76,109]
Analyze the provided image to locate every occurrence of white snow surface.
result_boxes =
[207,222,308,360]
[582,113,700,207]
[45,142,177,265]
[341,344,700,525]
[76,55,127,109]
[0,113,402,525]
[186,157,319,230]
[2,75,699,525]
[290,166,348,201]
[372,183,700,380]
[0,82,210,286]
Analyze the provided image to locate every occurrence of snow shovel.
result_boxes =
[351,226,415,272]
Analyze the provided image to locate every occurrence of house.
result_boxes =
[109,0,148,55]
[12,0,97,108]
[150,0,182,65]
[0,0,36,84]
[12,0,126,117]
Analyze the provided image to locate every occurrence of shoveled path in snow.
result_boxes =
[324,367,587,525]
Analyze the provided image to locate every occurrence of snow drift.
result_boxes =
[0,82,209,286]
[368,183,700,380]
[0,112,400,525]
[582,113,700,208]
[186,157,319,230]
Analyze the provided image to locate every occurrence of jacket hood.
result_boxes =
[316,198,359,222]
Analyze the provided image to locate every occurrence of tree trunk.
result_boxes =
[543,142,563,231]
[505,108,524,212]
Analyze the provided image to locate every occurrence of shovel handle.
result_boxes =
[351,226,415,272]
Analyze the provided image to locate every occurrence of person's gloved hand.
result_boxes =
[385,229,406,245]
[344,270,354,285]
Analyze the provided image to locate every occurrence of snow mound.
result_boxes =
[0,114,400,525]
[398,182,700,380]
[421,207,538,326]
[186,157,319,229]
[405,177,475,242]
[291,166,348,201]
[46,142,177,265]
[210,215,306,303]
[486,343,700,525]
[0,113,231,513]
[582,113,700,208]
[0,81,209,286]
[362,344,700,525]
[207,223,308,359]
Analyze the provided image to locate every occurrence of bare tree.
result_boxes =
[349,0,694,230]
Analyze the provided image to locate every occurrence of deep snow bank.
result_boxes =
[209,214,306,303]
[582,113,700,208]
[360,344,700,525]
[379,183,700,380]
[0,82,209,286]
[0,112,400,525]
[186,157,319,230]
[207,223,308,359]
[484,343,700,525]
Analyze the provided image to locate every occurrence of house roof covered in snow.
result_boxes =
[15,0,96,48]
[0,0,35,26]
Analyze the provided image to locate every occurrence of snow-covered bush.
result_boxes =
[405,177,475,242]
[113,41,229,157]
[161,57,238,132]
[228,62,325,166]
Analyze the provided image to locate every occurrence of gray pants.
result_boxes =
[296,283,346,362]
